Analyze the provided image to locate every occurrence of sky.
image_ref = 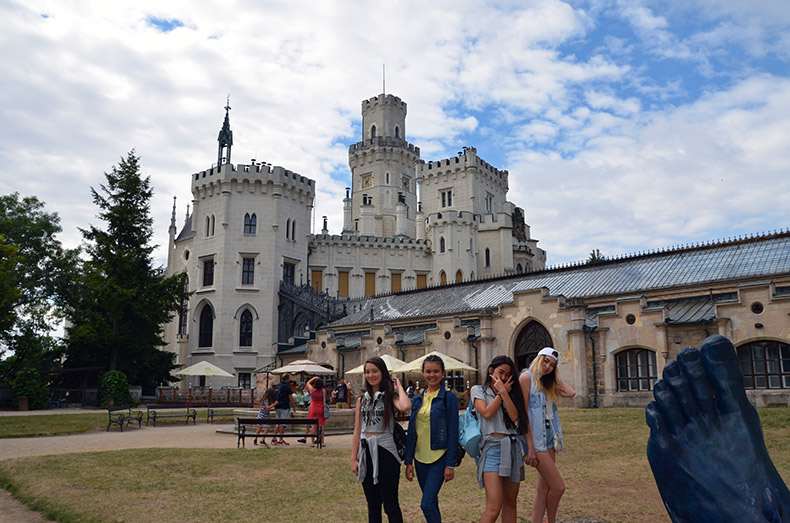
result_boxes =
[2,0,789,267]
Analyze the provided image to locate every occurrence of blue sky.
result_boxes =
[1,0,788,266]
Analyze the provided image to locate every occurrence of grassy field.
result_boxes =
[0,408,787,522]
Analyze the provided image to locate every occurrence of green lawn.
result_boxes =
[0,408,787,522]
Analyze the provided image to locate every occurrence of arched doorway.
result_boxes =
[514,321,553,371]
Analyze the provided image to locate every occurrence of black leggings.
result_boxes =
[361,444,403,523]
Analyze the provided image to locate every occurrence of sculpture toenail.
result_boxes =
[664,363,680,377]
[678,348,700,361]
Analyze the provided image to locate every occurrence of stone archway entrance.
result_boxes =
[514,321,553,371]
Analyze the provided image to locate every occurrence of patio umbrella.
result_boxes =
[345,354,407,375]
[397,351,477,373]
[271,359,334,375]
[173,361,234,377]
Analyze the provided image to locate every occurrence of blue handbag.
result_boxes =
[458,392,482,458]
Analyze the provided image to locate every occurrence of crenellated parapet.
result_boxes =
[425,210,480,228]
[191,162,314,201]
[310,233,430,251]
[362,93,407,110]
[349,135,420,155]
[417,147,508,191]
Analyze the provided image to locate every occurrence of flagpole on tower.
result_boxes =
[383,64,386,95]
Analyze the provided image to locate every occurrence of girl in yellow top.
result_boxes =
[404,355,460,523]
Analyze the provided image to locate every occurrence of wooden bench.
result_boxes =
[145,404,197,426]
[206,404,247,424]
[107,405,143,432]
[235,417,322,449]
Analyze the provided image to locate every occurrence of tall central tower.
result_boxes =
[347,94,421,237]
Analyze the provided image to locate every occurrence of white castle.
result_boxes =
[163,93,545,388]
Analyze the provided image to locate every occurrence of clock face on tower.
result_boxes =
[361,175,372,189]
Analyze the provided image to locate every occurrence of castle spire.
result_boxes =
[170,196,177,230]
[217,95,233,167]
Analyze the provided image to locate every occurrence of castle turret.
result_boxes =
[217,99,233,167]
[342,187,353,234]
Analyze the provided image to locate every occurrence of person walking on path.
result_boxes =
[253,387,276,447]
[272,373,296,447]
[351,357,412,523]
[404,354,459,523]
[519,347,576,523]
[473,355,528,523]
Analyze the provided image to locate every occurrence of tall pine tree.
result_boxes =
[65,151,188,392]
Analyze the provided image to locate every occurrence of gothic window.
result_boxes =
[439,271,447,285]
[239,309,253,347]
[395,126,400,139]
[286,219,291,240]
[738,340,790,389]
[386,172,389,184]
[370,125,377,139]
[292,220,296,242]
[244,213,256,234]
[616,349,657,391]
[205,216,210,237]
[198,304,213,347]
[440,237,446,253]
[242,258,254,285]
[202,259,214,287]
[516,264,523,274]
[485,248,491,267]
[210,215,215,236]
[514,321,553,370]
[455,270,463,283]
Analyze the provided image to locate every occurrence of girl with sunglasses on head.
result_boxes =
[351,356,411,523]
[519,347,576,523]
[473,355,528,523]
[404,354,459,522]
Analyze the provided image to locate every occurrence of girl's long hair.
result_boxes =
[262,387,273,403]
[482,355,528,434]
[529,354,562,403]
[363,356,394,429]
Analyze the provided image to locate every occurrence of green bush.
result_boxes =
[11,367,48,410]
[97,370,135,407]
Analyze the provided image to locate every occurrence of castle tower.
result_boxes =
[217,100,233,167]
[348,94,421,237]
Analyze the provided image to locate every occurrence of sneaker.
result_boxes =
[271,440,281,447]
[280,440,290,446]
[260,441,269,448]
[297,438,307,444]
[253,440,258,446]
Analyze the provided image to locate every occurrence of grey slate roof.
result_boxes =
[175,214,193,242]
[330,232,790,327]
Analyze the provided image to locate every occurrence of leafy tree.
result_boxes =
[97,370,135,407]
[587,248,606,264]
[11,366,48,410]
[0,194,76,384]
[64,151,188,393]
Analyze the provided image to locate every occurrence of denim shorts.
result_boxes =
[544,420,555,449]
[482,442,502,473]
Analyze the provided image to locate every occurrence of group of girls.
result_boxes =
[351,348,575,523]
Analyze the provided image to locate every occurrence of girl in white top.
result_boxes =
[472,355,528,523]
[519,347,576,523]
[351,356,411,523]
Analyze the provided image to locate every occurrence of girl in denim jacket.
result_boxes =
[404,354,459,522]
[519,347,576,523]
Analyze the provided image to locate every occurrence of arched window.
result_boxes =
[210,215,215,236]
[439,271,447,285]
[205,216,210,237]
[198,304,213,347]
[239,310,253,347]
[455,270,463,283]
[485,248,491,267]
[616,349,657,391]
[516,264,523,274]
[395,126,400,138]
[514,321,553,370]
[286,218,291,239]
[244,213,256,234]
[291,220,296,242]
[440,237,446,253]
[370,125,377,139]
[738,340,790,389]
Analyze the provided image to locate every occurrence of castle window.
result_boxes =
[210,215,215,236]
[616,349,657,391]
[395,126,400,138]
[202,259,214,287]
[402,177,410,191]
[441,190,452,208]
[244,213,257,234]
[439,271,447,285]
[370,125,377,139]
[238,372,251,389]
[283,262,295,285]
[455,270,463,283]
[198,304,213,347]
[291,220,296,242]
[239,309,253,347]
[365,272,376,297]
[286,219,291,240]
[485,248,491,267]
[205,216,210,237]
[242,258,255,285]
[485,193,493,212]
[338,270,349,298]
[738,340,790,389]
[440,237,446,253]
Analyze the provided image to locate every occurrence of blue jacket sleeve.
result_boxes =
[445,391,459,468]
[404,396,420,465]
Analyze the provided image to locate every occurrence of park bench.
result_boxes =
[107,405,144,432]
[235,417,322,449]
[206,404,245,423]
[145,404,197,426]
